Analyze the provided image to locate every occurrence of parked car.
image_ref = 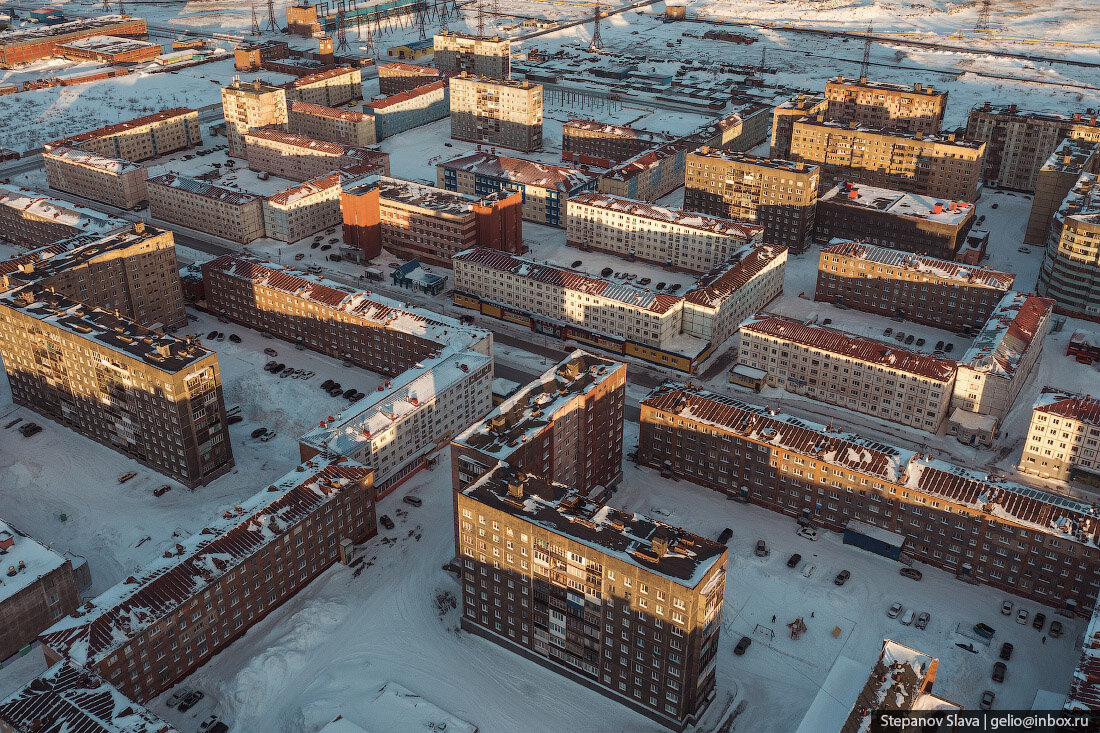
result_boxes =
[980,690,995,710]
[601,267,614,277]
[311,241,321,249]
[167,688,192,708]
[1001,600,1014,615]
[321,379,335,390]
[380,515,395,530]
[887,602,903,619]
[229,334,241,343]
[328,386,344,397]
[1033,612,1046,631]
[1050,620,1064,638]
[270,363,285,374]
[1016,609,1029,625]
[264,348,278,357]
[321,244,332,251]
[936,340,945,351]
[655,281,666,290]
[899,567,922,581]
[992,661,1006,683]
[215,332,225,342]
[904,334,915,345]
[403,495,423,507]
[19,423,41,437]
[227,415,243,425]
[973,622,996,640]
[733,636,752,655]
[834,570,850,586]
[801,563,816,578]
[883,327,893,336]
[207,724,229,733]
[945,343,954,353]
[178,690,204,711]
[796,526,819,541]
[717,527,733,545]
[328,382,341,393]
[295,253,306,261]
[754,539,768,557]
[259,431,276,442]
[571,260,583,268]
[343,388,358,398]
[900,609,914,626]
[915,338,926,347]
[251,427,268,439]
[894,331,905,341]
[350,393,365,403]
[639,277,651,286]
[787,553,802,569]
[999,642,1014,661]
[207,330,218,339]
[914,611,930,630]
[198,715,220,732]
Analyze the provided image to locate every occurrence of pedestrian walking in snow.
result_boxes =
[772,615,776,623]
[1042,636,1047,644]
[811,611,815,618]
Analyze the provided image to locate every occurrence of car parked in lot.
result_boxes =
[654,281,665,290]
[887,602,903,619]
[787,553,801,569]
[207,724,229,733]
[403,495,422,507]
[1050,620,1064,638]
[904,334,915,345]
[321,379,335,390]
[18,422,41,437]
[380,515,395,530]
[198,715,221,732]
[999,642,1013,661]
[915,338,925,347]
[883,327,893,336]
[980,690,995,710]
[717,527,733,545]
[733,636,751,655]
[571,260,582,268]
[900,609,914,625]
[801,563,816,578]
[207,330,218,339]
[295,253,306,261]
[899,567,922,581]
[178,690,204,711]
[601,267,614,277]
[251,427,267,439]
[259,431,276,442]
[915,612,930,630]
[796,526,818,541]
[1033,612,1046,631]
[229,334,241,343]
[834,569,850,585]
[1016,609,1029,625]
[227,415,243,425]
[167,688,192,708]
[992,662,1006,683]
[754,539,768,557]
[1001,600,1013,615]
[264,348,278,357]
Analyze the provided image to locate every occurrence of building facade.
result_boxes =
[243,128,390,181]
[562,120,676,168]
[598,143,686,203]
[1020,388,1100,483]
[43,146,149,210]
[1038,173,1100,321]
[221,79,289,158]
[0,15,148,67]
[449,74,543,152]
[433,32,510,79]
[56,35,160,64]
[284,66,363,107]
[680,246,787,348]
[823,76,947,134]
[366,80,449,140]
[0,186,124,249]
[287,101,377,147]
[263,172,347,242]
[1024,139,1099,245]
[45,108,201,163]
[146,173,266,244]
[770,93,827,159]
[378,61,443,94]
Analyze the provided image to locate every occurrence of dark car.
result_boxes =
[229,334,241,343]
[787,553,801,568]
[321,244,332,251]
[916,338,926,347]
[208,724,229,733]
[992,661,1006,683]
[350,393,365,403]
[935,340,945,351]
[328,382,341,393]
[178,690,204,711]
[1050,620,1064,638]
[207,330,218,339]
[311,241,321,249]
[271,363,285,374]
[328,387,344,397]
[380,515,395,530]
[991,202,999,209]
[227,415,244,425]
[264,348,278,357]
[343,388,358,398]
[639,277,651,285]
[733,636,752,655]
[668,283,681,291]
[251,427,268,438]
[655,281,666,290]
[834,570,850,586]
[571,260,582,268]
[905,334,915,345]
[19,422,42,437]
[295,253,306,261]
[973,622,996,640]
[999,642,1014,661]
[403,495,423,507]
[717,527,733,545]
[945,343,954,353]
[601,267,614,277]
[899,567,922,581]
[1033,612,1046,631]
[884,327,893,336]
[321,379,335,390]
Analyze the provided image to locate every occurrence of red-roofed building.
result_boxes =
[1021,387,1100,483]
[44,108,201,163]
[597,142,686,203]
[284,66,362,107]
[562,119,677,168]
[377,61,443,95]
[288,100,377,147]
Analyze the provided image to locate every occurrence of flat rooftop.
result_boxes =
[0,224,168,287]
[0,518,67,605]
[688,147,818,174]
[373,176,481,215]
[827,76,947,98]
[1041,139,1098,174]
[57,34,158,54]
[439,153,595,193]
[451,73,537,90]
[793,117,986,148]
[45,108,196,149]
[147,173,261,206]
[0,185,126,233]
[569,192,762,240]
[820,182,974,225]
[563,119,676,144]
[820,241,1015,290]
[44,144,143,175]
[0,14,141,45]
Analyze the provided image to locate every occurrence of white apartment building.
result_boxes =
[1020,388,1100,482]
[681,245,787,346]
[449,74,543,152]
[43,146,149,211]
[262,172,347,242]
[565,192,765,274]
[736,313,957,432]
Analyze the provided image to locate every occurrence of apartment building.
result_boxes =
[243,128,390,181]
[146,173,266,244]
[378,61,443,94]
[45,108,201,163]
[965,104,1100,192]
[949,292,1055,446]
[0,520,80,662]
[221,79,289,158]
[287,101,377,146]
[680,246,788,348]
[1024,139,1099,244]
[1038,173,1100,321]
[340,175,523,267]
[0,223,187,329]
[433,32,510,79]
[450,74,543,152]
[1020,388,1100,483]
[300,350,493,496]
[737,313,957,431]
[233,39,290,70]
[0,185,124,249]
[454,462,727,730]
[770,93,827,159]
[814,242,1015,332]
[684,109,744,152]
[823,76,948,134]
[638,383,1100,609]
[813,181,977,260]
[562,120,676,168]
[263,172,348,242]
[598,143,686,203]
[452,351,626,494]
[788,117,985,202]
[0,285,233,487]
[683,149,820,252]
[38,458,375,703]
[565,192,764,274]
[0,15,148,67]
[438,152,597,227]
[43,146,148,210]
[366,80,448,140]
[284,66,363,107]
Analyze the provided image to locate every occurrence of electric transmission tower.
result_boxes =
[266,0,278,31]
[859,21,872,78]
[416,0,428,40]
[363,21,375,58]
[117,0,124,15]
[975,0,992,36]
[476,0,485,36]
[101,0,111,13]
[336,7,350,53]
[251,3,261,35]
[589,3,603,51]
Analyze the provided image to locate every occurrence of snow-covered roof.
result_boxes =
[1066,603,1100,711]
[265,172,343,207]
[1033,387,1100,427]
[289,100,373,123]
[373,176,482,216]
[45,108,195,150]
[147,173,261,206]
[0,517,68,605]
[682,245,787,309]
[0,185,126,234]
[367,80,445,111]
[689,147,816,173]
[821,241,1015,290]
[826,76,947,98]
[956,291,1055,379]
[39,459,371,667]
[438,153,595,193]
[794,116,986,149]
[0,15,144,46]
[1071,329,1100,350]
[290,65,359,87]
[820,182,973,225]
[1056,173,1100,225]
[378,61,442,76]
[44,145,144,175]
[601,142,684,182]
[563,119,675,144]
[569,192,764,240]
[465,462,726,587]
[0,224,163,286]
[57,34,158,54]
[1041,138,1098,174]
[245,128,379,160]
[842,640,958,733]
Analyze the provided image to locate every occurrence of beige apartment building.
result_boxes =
[243,128,390,181]
[378,61,443,94]
[43,146,148,210]
[598,143,686,203]
[433,31,510,79]
[449,74,543,152]
[788,117,985,201]
[771,93,827,159]
[146,173,266,244]
[263,172,348,242]
[1020,388,1100,483]
[562,119,676,167]
[0,186,124,249]
[1024,139,1099,244]
[454,462,727,730]
[45,108,201,163]
[565,192,764,274]
[284,66,363,107]
[1039,173,1100,320]
[221,79,289,158]
[287,100,377,146]
[683,149,820,252]
[823,76,947,134]
[736,313,958,432]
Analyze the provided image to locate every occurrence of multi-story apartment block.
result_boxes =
[0,285,233,487]
[44,108,200,162]
[638,383,1100,609]
[565,192,764,274]
[233,39,290,70]
[38,458,375,703]
[366,80,449,140]
[965,104,1100,192]
[680,246,788,348]
[449,74,543,152]
[284,66,363,107]
[949,292,1055,446]
[684,109,744,152]
[788,117,985,201]
[814,242,1015,332]
[1025,139,1099,244]
[243,128,390,181]
[340,176,523,267]
[221,79,289,158]
[737,313,957,432]
[0,520,80,662]
[561,119,677,168]
[263,172,349,242]
[823,76,948,134]
[1038,173,1100,321]
[1020,388,1100,483]
[43,146,149,210]
[598,143,686,203]
[0,223,187,329]
[0,186,124,249]
[438,152,597,226]
[770,93,827,159]
[0,15,148,67]
[683,149,820,251]
[378,61,443,94]
[454,462,727,730]
[433,32,510,79]
[287,101,378,146]
[146,173,266,244]
[725,98,774,152]
[813,181,977,260]
[452,351,626,494]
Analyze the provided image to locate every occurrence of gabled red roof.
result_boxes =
[367,80,445,110]
[1034,387,1100,426]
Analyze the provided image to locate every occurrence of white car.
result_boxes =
[198,715,220,732]
[900,609,915,626]
[1001,600,1014,615]
[888,602,903,619]
[797,527,819,541]
[259,431,277,442]
[1016,609,1029,625]
[801,563,816,578]
[166,687,192,708]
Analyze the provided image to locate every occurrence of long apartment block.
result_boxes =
[378,61,443,94]
[565,192,764,274]
[449,74,543,152]
[1024,139,1099,244]
[1039,173,1100,321]
[433,31,510,78]
[243,128,391,181]
[263,172,350,242]
[770,93,827,159]
[454,462,727,731]
[562,119,677,168]
[598,143,686,203]
[366,80,449,140]
[43,146,149,210]
[638,383,1100,609]
[221,79,289,158]
[44,108,201,162]
[452,350,626,495]
[146,173,266,243]
[0,185,125,249]
[288,100,378,147]
[823,76,948,134]
[1020,388,1100,483]
[284,66,362,107]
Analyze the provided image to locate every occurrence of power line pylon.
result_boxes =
[101,0,111,13]
[251,3,261,35]
[476,0,485,36]
[363,21,375,58]
[589,3,603,51]
[859,21,872,78]
[335,6,350,53]
[266,0,278,31]
[975,0,992,36]
[117,0,124,15]
[417,0,428,40]
[438,0,449,32]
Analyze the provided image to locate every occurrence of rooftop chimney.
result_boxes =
[133,221,145,235]
[934,202,943,214]
[650,528,671,556]
[156,343,171,358]
[507,476,525,498]
[915,83,923,92]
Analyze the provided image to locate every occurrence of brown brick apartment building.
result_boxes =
[814,242,1016,332]
[45,108,201,163]
[0,186,124,249]
[449,74,543,152]
[288,100,377,147]
[378,61,443,95]
[57,36,161,65]
[454,461,727,730]
[243,128,390,181]
[770,93,826,159]
[221,79,289,158]
[598,143,686,203]
[639,384,1100,610]
[43,146,149,210]
[433,31,510,79]
[38,458,376,703]
[284,66,362,107]
[1024,139,1099,244]
[823,76,948,134]
[451,350,626,495]
[562,120,677,168]
[683,148,819,251]
[146,173,266,244]
[814,181,977,260]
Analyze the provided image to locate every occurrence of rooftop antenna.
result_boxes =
[266,0,278,32]
[589,2,604,51]
[859,20,872,79]
[251,2,261,36]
